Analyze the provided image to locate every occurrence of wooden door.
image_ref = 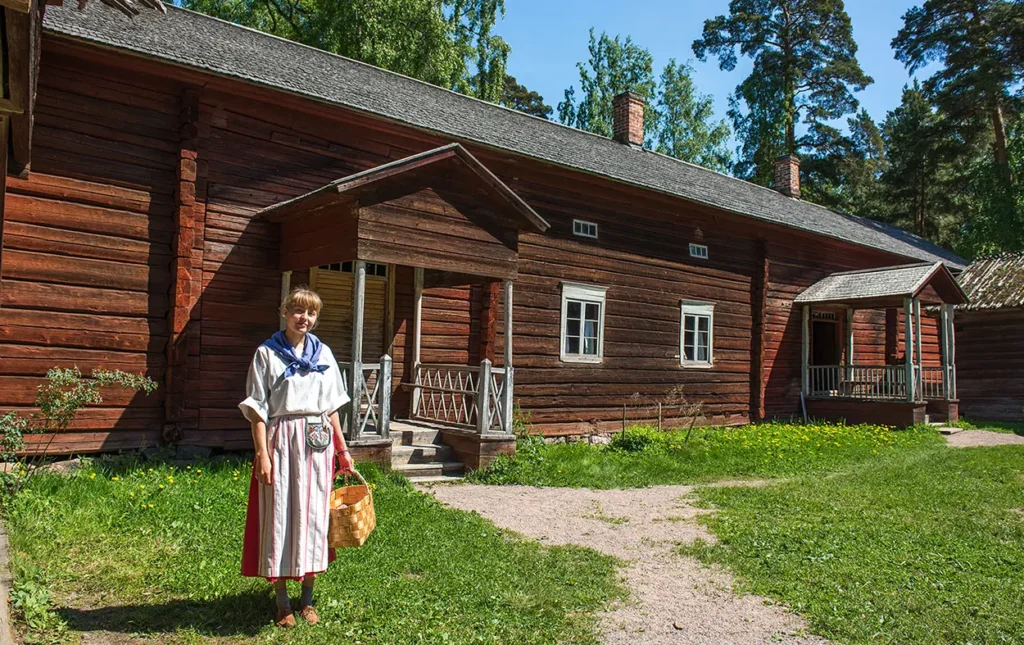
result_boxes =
[311,262,389,362]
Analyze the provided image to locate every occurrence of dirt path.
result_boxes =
[425,483,827,645]
[945,429,1024,448]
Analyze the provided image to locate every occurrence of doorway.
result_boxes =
[310,262,390,362]
[811,319,841,366]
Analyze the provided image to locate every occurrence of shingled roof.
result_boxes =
[795,262,967,307]
[43,4,965,268]
[956,253,1024,310]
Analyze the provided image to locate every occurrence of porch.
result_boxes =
[794,262,968,426]
[259,144,549,470]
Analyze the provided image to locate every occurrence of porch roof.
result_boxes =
[795,262,968,308]
[261,143,549,233]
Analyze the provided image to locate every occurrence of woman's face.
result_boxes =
[284,306,318,336]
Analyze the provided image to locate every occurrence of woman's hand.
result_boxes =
[337,450,355,475]
[255,454,273,486]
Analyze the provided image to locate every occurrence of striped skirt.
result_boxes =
[241,416,336,580]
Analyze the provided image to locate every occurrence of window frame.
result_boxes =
[679,300,715,368]
[689,243,709,259]
[560,282,608,364]
[572,219,599,239]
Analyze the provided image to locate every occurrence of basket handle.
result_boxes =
[335,457,367,486]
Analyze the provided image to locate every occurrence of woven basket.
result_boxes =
[327,469,376,548]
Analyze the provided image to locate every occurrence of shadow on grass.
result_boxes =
[58,590,271,639]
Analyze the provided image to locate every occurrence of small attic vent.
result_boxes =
[689,243,709,259]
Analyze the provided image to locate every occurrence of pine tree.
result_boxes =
[693,0,872,184]
[655,60,732,173]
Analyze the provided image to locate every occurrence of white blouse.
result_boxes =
[238,343,350,425]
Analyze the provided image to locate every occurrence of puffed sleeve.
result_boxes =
[239,348,271,425]
[319,347,351,416]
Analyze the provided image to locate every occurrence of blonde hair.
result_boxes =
[281,286,323,317]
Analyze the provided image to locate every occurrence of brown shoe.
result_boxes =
[275,609,296,628]
[297,604,320,625]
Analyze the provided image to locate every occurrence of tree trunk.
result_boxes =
[991,102,1012,182]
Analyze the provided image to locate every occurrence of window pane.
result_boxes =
[567,319,581,338]
[698,331,709,348]
[567,301,582,319]
[685,316,696,332]
[584,338,598,355]
[698,345,708,362]
[684,345,695,361]
[566,337,581,354]
[584,320,598,338]
[698,316,709,332]
[585,302,600,321]
[685,330,695,348]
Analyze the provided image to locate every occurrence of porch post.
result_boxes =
[279,271,292,331]
[845,307,854,381]
[502,280,514,433]
[904,297,915,402]
[944,304,957,400]
[411,267,424,416]
[801,305,810,396]
[914,298,923,401]
[349,260,366,440]
[477,358,492,433]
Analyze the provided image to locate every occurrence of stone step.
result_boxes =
[393,461,465,480]
[393,427,443,446]
[937,426,963,435]
[409,473,465,485]
[390,443,454,466]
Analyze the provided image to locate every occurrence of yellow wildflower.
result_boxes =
[89,473,96,479]
[112,476,120,481]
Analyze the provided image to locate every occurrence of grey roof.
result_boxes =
[43,4,965,268]
[956,253,1024,310]
[795,262,949,304]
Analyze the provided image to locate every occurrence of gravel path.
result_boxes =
[425,483,827,645]
[945,429,1024,448]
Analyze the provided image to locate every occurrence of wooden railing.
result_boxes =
[920,366,947,400]
[808,365,909,400]
[412,359,513,433]
[339,356,392,442]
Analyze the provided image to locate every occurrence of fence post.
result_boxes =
[379,354,392,439]
[502,366,514,434]
[477,359,492,434]
[350,260,366,442]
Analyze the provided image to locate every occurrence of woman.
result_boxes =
[239,286,356,628]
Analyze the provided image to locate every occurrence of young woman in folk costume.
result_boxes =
[238,287,356,628]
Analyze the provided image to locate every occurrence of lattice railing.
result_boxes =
[808,365,909,400]
[339,356,392,441]
[413,360,513,433]
[920,366,946,400]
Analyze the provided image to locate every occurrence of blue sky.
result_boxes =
[497,0,930,131]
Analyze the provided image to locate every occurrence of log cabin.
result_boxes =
[0,3,970,473]
[953,253,1024,422]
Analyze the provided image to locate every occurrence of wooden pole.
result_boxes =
[914,298,923,401]
[412,267,424,416]
[279,271,291,331]
[379,354,392,438]
[909,298,917,401]
[801,306,810,396]
[940,304,950,400]
[946,304,957,400]
[349,260,366,441]
[477,358,492,434]
[503,280,513,368]
[846,307,854,382]
[501,280,514,433]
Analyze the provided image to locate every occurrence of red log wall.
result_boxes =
[0,39,951,450]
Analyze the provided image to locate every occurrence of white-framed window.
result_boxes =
[689,243,709,259]
[573,219,599,239]
[560,282,608,363]
[680,301,714,368]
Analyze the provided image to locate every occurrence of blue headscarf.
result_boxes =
[262,330,330,378]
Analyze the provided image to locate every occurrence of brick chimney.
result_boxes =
[612,91,645,147]
[774,154,801,198]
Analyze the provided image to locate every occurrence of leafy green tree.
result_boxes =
[893,0,1022,180]
[693,0,873,184]
[878,83,957,243]
[802,110,888,215]
[655,60,732,173]
[182,0,509,101]
[501,75,552,119]
[557,29,658,141]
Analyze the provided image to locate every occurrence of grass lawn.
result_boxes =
[4,459,623,644]
[468,422,944,488]
[685,445,1024,644]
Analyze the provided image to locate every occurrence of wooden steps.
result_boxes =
[389,420,465,483]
